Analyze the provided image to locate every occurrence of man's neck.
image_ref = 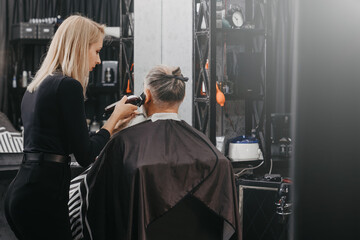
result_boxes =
[146,105,178,117]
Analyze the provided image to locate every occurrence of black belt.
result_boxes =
[23,152,70,164]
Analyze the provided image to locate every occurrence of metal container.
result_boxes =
[37,24,55,39]
[228,135,262,161]
[11,23,37,40]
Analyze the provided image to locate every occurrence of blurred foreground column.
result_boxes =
[291,0,360,239]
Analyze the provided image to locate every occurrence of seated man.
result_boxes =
[69,65,241,240]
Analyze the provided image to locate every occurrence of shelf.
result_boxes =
[194,31,209,35]
[194,97,210,103]
[10,37,121,48]
[120,37,134,42]
[271,156,291,163]
[195,28,264,37]
[10,38,51,45]
[231,159,264,169]
[104,37,120,47]
[236,177,282,189]
[216,28,265,45]
[217,28,265,36]
[224,93,265,101]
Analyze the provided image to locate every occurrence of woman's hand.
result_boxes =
[102,96,138,136]
[113,96,138,120]
[112,114,134,134]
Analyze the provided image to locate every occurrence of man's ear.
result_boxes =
[144,88,151,104]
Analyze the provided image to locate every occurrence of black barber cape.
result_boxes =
[69,114,241,240]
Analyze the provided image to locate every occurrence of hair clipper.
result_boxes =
[103,92,146,117]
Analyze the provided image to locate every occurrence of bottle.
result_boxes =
[12,74,17,88]
[200,59,209,96]
[126,79,132,93]
[21,71,28,88]
[105,67,112,83]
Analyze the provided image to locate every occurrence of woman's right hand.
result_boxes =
[102,96,138,136]
[112,96,138,121]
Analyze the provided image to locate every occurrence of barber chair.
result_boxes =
[146,195,223,240]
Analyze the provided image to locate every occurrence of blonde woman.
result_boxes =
[4,15,137,240]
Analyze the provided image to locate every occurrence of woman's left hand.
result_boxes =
[112,114,136,134]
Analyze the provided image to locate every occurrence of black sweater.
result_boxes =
[21,74,110,167]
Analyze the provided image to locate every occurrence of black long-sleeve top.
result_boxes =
[21,73,110,167]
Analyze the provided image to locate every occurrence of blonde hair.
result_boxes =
[27,15,105,96]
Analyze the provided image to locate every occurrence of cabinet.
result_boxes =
[237,177,290,240]
[8,36,121,130]
[193,0,271,165]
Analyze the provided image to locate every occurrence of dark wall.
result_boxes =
[292,0,360,239]
[0,0,120,118]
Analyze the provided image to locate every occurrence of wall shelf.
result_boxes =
[193,0,272,166]
[8,34,122,129]
[10,38,51,45]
